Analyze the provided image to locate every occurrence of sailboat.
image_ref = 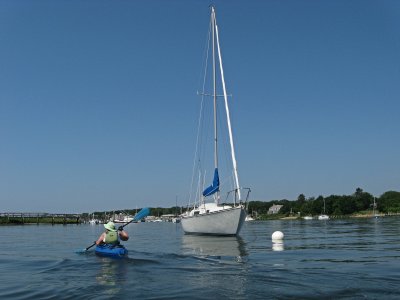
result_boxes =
[318,198,330,220]
[372,197,379,218]
[88,213,99,225]
[181,7,250,236]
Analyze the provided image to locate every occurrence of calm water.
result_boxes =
[1,217,399,299]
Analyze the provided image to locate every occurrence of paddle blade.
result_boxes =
[75,242,96,254]
[75,249,89,254]
[133,207,150,222]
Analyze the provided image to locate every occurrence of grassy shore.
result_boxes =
[0,216,81,225]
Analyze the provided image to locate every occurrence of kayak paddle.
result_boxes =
[76,207,150,253]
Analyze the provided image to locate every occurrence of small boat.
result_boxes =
[245,215,254,221]
[114,217,134,224]
[181,6,250,236]
[95,244,128,258]
[113,214,134,224]
[318,198,330,220]
[172,217,181,223]
[303,216,313,220]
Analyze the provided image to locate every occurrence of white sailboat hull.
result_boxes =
[181,206,247,236]
[114,217,134,223]
[318,214,330,220]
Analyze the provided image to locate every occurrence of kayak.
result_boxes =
[95,244,128,258]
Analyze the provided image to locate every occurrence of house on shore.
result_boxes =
[268,205,283,215]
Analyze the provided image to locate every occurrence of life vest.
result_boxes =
[103,231,119,244]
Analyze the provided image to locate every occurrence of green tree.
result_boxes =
[297,194,306,205]
[353,187,373,211]
[378,191,400,213]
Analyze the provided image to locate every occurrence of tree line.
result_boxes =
[248,188,400,218]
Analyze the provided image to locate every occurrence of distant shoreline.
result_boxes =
[280,212,399,220]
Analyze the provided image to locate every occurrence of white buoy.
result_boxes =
[271,231,284,251]
[272,231,284,241]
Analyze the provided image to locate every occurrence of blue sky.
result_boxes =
[1,0,399,213]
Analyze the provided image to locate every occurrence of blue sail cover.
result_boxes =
[203,168,220,197]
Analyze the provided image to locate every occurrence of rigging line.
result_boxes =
[196,10,214,101]
[193,171,202,209]
[217,96,235,191]
[188,94,205,206]
[223,100,237,193]
[218,173,235,191]
[188,16,212,205]
[198,92,232,98]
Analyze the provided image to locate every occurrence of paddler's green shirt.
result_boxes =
[104,231,118,244]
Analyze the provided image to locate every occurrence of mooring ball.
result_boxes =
[272,231,284,240]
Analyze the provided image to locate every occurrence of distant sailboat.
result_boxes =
[181,6,250,236]
[172,197,181,223]
[372,197,379,218]
[88,213,99,225]
[245,215,254,222]
[318,198,329,220]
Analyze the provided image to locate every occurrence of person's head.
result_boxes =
[104,221,117,232]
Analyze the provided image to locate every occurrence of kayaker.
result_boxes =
[95,221,129,246]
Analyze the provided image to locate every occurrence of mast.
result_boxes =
[211,7,219,204]
[213,7,241,201]
[212,7,218,171]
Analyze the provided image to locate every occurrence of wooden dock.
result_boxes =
[0,212,82,225]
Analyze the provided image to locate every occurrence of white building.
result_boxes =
[268,204,283,214]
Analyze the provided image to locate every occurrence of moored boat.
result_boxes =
[181,6,250,236]
[318,198,329,220]
[95,244,128,258]
[245,215,255,222]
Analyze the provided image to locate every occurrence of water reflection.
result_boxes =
[181,235,248,260]
[180,235,249,298]
[272,241,284,251]
[95,257,127,296]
